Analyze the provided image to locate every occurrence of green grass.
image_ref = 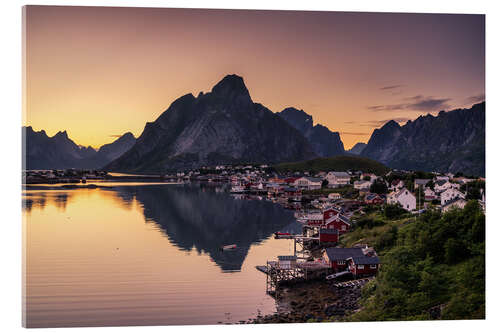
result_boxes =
[274,155,390,176]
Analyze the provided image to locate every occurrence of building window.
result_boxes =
[370,264,377,269]
[337,260,345,265]
[357,265,364,269]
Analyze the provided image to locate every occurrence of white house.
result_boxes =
[387,187,416,211]
[424,187,437,201]
[442,197,467,212]
[440,188,466,206]
[434,179,453,193]
[326,172,351,188]
[354,180,371,190]
[294,177,323,190]
[389,180,405,192]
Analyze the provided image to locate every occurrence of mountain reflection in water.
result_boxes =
[107,183,297,271]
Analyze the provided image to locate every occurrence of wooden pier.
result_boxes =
[257,260,330,296]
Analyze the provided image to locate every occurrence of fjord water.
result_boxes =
[23,183,300,327]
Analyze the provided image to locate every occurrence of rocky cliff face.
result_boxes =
[277,107,345,157]
[23,127,136,170]
[105,74,317,173]
[361,102,485,176]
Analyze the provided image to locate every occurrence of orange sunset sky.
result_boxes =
[23,6,484,149]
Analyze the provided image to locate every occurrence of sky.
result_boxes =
[23,6,485,149]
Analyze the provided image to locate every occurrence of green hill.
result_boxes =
[273,155,390,175]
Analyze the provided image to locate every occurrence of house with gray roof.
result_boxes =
[326,171,351,188]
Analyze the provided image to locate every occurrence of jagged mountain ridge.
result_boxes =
[361,102,485,176]
[23,127,136,170]
[105,74,317,173]
[277,107,345,157]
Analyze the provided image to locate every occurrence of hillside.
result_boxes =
[273,155,389,175]
[346,201,484,321]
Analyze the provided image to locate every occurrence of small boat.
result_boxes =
[221,244,237,250]
[274,232,291,236]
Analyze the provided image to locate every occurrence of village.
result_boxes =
[22,163,486,323]
[23,165,486,284]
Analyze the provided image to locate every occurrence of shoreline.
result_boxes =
[243,279,370,324]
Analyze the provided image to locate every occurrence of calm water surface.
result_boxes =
[22,183,300,327]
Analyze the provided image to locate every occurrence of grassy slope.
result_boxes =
[274,155,389,176]
[338,202,485,321]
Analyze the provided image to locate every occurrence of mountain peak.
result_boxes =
[54,130,69,139]
[211,74,250,100]
[381,120,401,130]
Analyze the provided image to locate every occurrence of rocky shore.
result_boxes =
[245,279,371,324]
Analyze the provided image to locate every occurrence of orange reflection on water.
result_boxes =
[23,186,290,327]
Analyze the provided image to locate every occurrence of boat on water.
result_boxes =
[221,244,237,250]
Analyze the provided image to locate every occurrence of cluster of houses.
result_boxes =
[386,174,485,213]
[230,168,485,214]
[23,169,107,184]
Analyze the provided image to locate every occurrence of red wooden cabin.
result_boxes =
[319,228,339,243]
[323,247,364,272]
[347,256,380,278]
[324,214,350,234]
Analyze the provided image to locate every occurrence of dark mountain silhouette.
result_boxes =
[105,74,316,173]
[23,127,136,170]
[361,102,485,176]
[109,184,296,271]
[277,107,345,157]
[348,142,367,155]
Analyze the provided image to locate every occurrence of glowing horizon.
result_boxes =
[23,6,484,150]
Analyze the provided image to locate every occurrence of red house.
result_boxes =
[319,228,339,243]
[324,214,351,234]
[347,256,380,278]
[323,207,341,221]
[364,193,385,205]
[323,247,364,272]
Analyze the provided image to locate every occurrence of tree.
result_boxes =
[384,204,407,219]
[370,179,388,194]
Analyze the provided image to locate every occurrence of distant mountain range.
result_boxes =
[105,74,316,173]
[23,126,135,170]
[277,107,345,157]
[22,74,485,176]
[361,102,485,176]
[347,142,367,155]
